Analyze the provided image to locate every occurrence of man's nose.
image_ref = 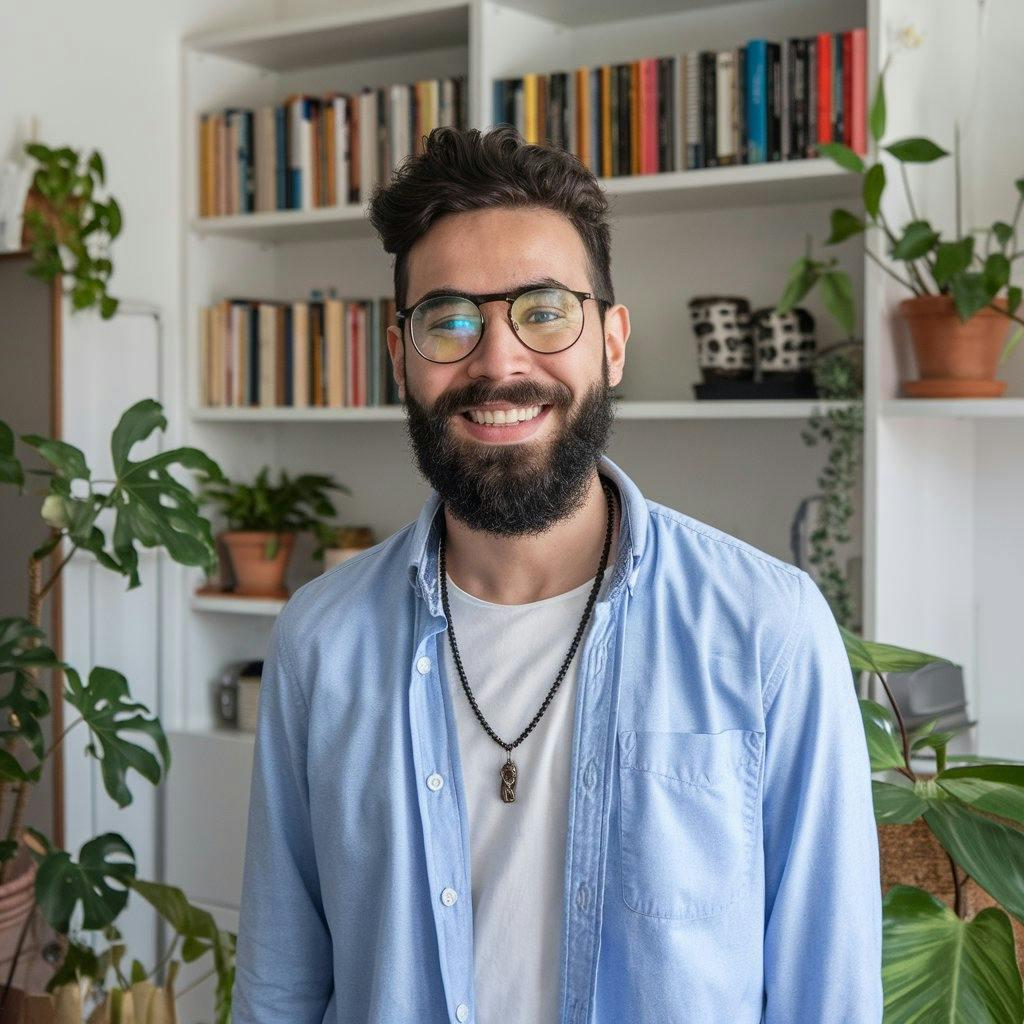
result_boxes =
[463,301,534,378]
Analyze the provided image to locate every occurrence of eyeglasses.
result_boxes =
[395,285,611,364]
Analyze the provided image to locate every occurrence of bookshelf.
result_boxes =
[167,0,1024,1017]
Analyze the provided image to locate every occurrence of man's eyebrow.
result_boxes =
[407,276,572,307]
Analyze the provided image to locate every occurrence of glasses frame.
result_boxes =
[395,285,612,364]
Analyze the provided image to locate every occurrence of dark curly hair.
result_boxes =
[367,125,614,325]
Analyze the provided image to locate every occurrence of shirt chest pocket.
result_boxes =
[617,728,764,921]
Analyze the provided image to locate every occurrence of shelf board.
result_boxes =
[183,1,470,71]
[189,159,858,242]
[191,591,286,615]
[882,398,1024,418]
[190,399,857,423]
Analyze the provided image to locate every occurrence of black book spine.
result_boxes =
[807,38,818,157]
[767,42,781,161]
[610,66,620,176]
[702,51,717,167]
[619,64,630,175]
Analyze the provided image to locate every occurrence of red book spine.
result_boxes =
[816,32,832,144]
[851,28,867,154]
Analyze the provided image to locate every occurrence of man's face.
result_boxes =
[385,206,630,537]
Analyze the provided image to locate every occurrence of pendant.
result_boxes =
[500,755,518,803]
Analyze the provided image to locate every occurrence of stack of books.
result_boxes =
[197,74,468,216]
[199,295,401,409]
[492,29,867,175]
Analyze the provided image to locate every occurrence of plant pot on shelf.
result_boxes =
[19,186,84,250]
[220,530,295,597]
[899,294,1009,398]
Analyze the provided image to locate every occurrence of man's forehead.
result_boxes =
[406,207,590,300]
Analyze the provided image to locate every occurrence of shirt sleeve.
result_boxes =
[232,611,334,1022]
[761,569,883,1022]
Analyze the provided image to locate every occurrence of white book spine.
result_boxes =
[716,51,734,163]
[334,97,349,206]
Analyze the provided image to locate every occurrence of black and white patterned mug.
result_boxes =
[688,296,754,381]
[751,306,817,377]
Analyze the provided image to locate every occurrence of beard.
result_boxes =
[401,346,616,536]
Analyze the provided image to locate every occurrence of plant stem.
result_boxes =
[865,249,916,293]
[174,964,216,998]
[947,852,964,917]
[877,209,930,293]
[0,905,37,1013]
[876,670,917,781]
[36,543,78,604]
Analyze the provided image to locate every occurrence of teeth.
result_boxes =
[467,405,543,425]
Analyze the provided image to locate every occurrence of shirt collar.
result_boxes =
[405,453,649,608]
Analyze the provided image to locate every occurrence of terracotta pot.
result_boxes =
[19,188,84,250]
[220,531,295,597]
[899,294,1010,397]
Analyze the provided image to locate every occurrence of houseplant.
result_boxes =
[0,399,237,1022]
[195,464,350,596]
[19,142,121,321]
[779,62,1024,397]
[843,626,1024,1020]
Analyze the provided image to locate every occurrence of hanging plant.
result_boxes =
[20,142,122,319]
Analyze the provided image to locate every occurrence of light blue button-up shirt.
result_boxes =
[232,453,882,1023]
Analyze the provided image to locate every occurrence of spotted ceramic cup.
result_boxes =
[752,307,817,376]
[688,296,755,380]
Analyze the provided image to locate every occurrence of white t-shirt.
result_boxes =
[438,563,613,1024]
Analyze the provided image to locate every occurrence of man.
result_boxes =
[232,126,882,1023]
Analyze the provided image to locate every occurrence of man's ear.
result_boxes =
[386,324,407,401]
[604,303,631,390]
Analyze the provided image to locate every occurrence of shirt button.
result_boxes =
[416,656,432,674]
[456,1004,470,1022]
[440,887,458,907]
[427,773,444,791]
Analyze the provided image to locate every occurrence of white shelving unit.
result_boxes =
[168,0,1024,1015]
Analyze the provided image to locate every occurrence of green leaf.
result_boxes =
[63,665,170,808]
[892,220,940,261]
[937,764,1024,826]
[933,238,975,287]
[982,253,1011,295]
[820,271,856,335]
[873,780,929,823]
[88,151,105,186]
[1008,285,1022,317]
[32,831,136,933]
[818,142,865,174]
[100,294,118,319]
[0,420,25,489]
[19,435,90,481]
[825,209,865,245]
[128,877,237,1020]
[863,163,885,219]
[840,625,954,674]
[869,73,886,142]
[1016,177,1024,199]
[884,137,950,163]
[923,800,1024,924]
[860,699,907,771]
[951,271,995,322]
[99,399,225,586]
[106,196,123,238]
[882,885,1024,1022]
[992,221,1014,249]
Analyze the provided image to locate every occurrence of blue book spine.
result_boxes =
[747,40,768,164]
[275,106,287,210]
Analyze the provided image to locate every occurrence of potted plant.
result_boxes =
[0,398,237,1023]
[195,465,350,597]
[19,142,121,321]
[779,62,1024,397]
[842,627,1024,1019]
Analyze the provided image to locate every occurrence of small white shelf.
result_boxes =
[190,591,286,615]
[189,159,858,242]
[190,399,859,423]
[882,398,1024,418]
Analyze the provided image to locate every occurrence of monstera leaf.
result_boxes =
[21,398,225,589]
[883,886,1023,1022]
[129,877,236,1024]
[63,665,170,808]
[26,827,136,933]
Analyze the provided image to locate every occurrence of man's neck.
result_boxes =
[441,469,620,606]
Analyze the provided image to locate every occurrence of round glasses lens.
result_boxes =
[511,288,584,352]
[411,295,481,362]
